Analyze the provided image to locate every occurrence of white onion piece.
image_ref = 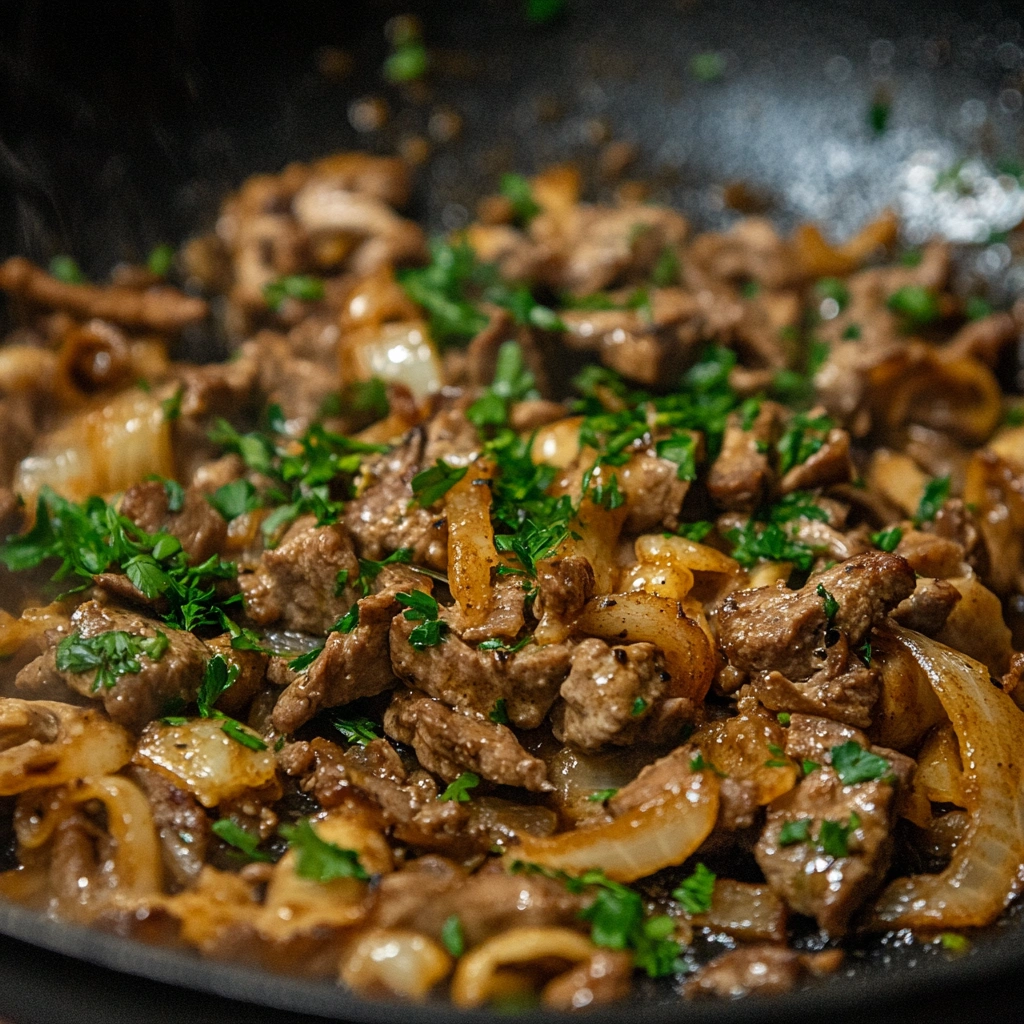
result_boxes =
[868,625,1024,930]
[14,388,173,503]
[341,320,441,400]
[340,928,452,1000]
[514,770,718,883]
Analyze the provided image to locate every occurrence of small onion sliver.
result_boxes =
[868,625,1024,930]
[513,770,719,883]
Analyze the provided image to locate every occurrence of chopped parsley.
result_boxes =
[55,629,169,692]
[655,432,698,481]
[777,413,833,475]
[332,604,360,634]
[439,771,480,803]
[965,296,993,321]
[859,640,872,665]
[279,818,369,882]
[802,759,820,776]
[263,274,325,311]
[0,487,238,633]
[652,246,680,287]
[871,526,903,552]
[159,477,186,513]
[690,51,726,82]
[499,173,541,224]
[940,932,970,953]
[411,459,469,507]
[384,35,427,83]
[397,590,449,649]
[689,752,726,777]
[818,813,860,858]
[355,548,413,596]
[206,479,259,522]
[147,244,175,278]
[488,698,511,725]
[778,818,813,846]
[333,716,381,747]
[441,914,465,957]
[287,647,323,672]
[830,741,892,785]
[914,475,950,526]
[630,696,648,717]
[842,323,862,340]
[478,634,534,654]
[161,387,183,421]
[211,819,275,862]
[467,340,538,429]
[49,254,86,283]
[677,521,714,542]
[816,583,839,623]
[765,742,789,769]
[888,285,940,328]
[777,712,791,726]
[587,788,619,803]
[816,277,849,311]
[673,862,716,915]
[197,654,240,718]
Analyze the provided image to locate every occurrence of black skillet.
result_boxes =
[2,1,1024,1020]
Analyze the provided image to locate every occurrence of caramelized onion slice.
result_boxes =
[514,770,718,883]
[446,459,498,629]
[868,625,1024,930]
[577,592,715,701]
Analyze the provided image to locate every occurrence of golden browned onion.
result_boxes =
[868,625,1024,930]
[792,209,898,276]
[513,769,718,883]
[340,929,452,1000]
[577,591,716,701]
[446,458,498,629]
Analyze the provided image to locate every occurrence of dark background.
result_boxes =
[2,0,1024,1021]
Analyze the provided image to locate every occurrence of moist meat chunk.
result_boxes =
[891,577,961,635]
[707,402,783,511]
[542,951,634,1010]
[15,601,208,731]
[441,578,527,643]
[685,945,842,999]
[754,760,905,935]
[120,480,228,565]
[552,639,693,751]
[239,518,359,635]
[383,690,552,792]
[344,428,449,570]
[390,614,570,729]
[619,451,691,533]
[716,552,915,727]
[533,555,595,643]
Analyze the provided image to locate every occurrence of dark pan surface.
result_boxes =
[2,1,1024,1020]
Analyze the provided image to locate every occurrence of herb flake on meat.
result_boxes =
[280,819,369,882]
[673,862,716,915]
[56,629,169,692]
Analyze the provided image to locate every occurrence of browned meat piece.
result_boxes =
[201,634,268,718]
[271,583,406,733]
[788,518,871,563]
[421,405,480,467]
[618,450,691,533]
[717,552,915,683]
[466,224,556,284]
[0,395,38,485]
[344,428,449,570]
[685,945,843,999]
[542,950,634,1010]
[442,578,527,643]
[239,518,359,635]
[778,428,853,493]
[249,332,340,430]
[119,480,228,565]
[0,485,22,538]
[374,861,586,948]
[608,745,698,816]
[552,639,693,751]
[781,714,915,785]
[390,615,570,729]
[509,399,568,432]
[383,690,552,791]
[15,601,208,731]
[534,555,595,644]
[685,218,802,291]
[754,761,904,935]
[707,402,783,511]
[173,343,261,420]
[891,577,961,634]
[895,529,966,578]
[944,311,1019,365]
[0,256,208,331]
[128,765,210,890]
[539,204,689,296]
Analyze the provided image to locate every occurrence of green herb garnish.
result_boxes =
[830,741,891,785]
[55,629,169,692]
[673,862,716,915]
[279,818,369,882]
[439,771,480,803]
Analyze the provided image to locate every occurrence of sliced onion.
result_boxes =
[868,625,1024,930]
[514,769,718,883]
[577,591,715,701]
[446,459,498,629]
[341,928,452,1000]
[531,417,583,469]
[339,320,441,400]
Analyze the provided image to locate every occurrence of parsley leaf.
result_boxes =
[818,812,860,858]
[263,274,325,311]
[411,459,469,507]
[197,655,240,718]
[466,340,538,428]
[287,647,323,672]
[673,862,716,915]
[488,698,511,725]
[147,244,175,278]
[499,172,541,224]
[333,716,380,747]
[356,548,413,596]
[211,819,275,862]
[218,717,267,751]
[588,788,619,803]
[830,741,891,785]
[676,521,713,542]
[49,254,86,283]
[778,818,813,846]
[439,771,480,803]
[397,590,449,649]
[55,629,169,691]
[888,285,940,328]
[655,432,698,481]
[630,696,648,717]
[816,583,839,623]
[441,914,465,956]
[279,818,369,881]
[478,635,534,654]
[777,413,833,474]
[331,604,360,634]
[915,475,950,526]
[871,526,903,552]
[207,479,260,521]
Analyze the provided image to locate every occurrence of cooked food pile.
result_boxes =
[1,151,1024,1007]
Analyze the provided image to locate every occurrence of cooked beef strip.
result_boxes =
[618,450,691,533]
[383,689,552,792]
[239,518,359,635]
[685,945,843,999]
[389,613,570,729]
[542,950,634,1010]
[15,601,208,731]
[344,427,449,570]
[552,638,693,751]
[533,555,595,644]
[891,577,961,635]
[441,577,527,643]
[119,480,228,566]
[707,402,783,511]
